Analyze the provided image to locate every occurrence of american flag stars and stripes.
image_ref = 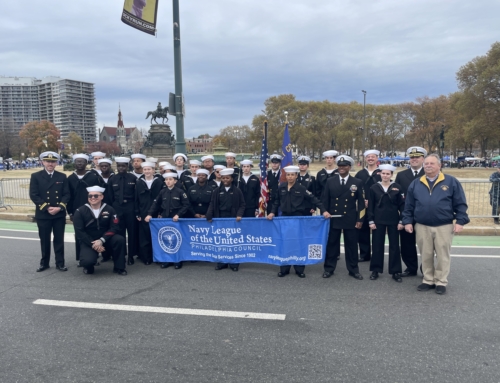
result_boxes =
[258,121,269,217]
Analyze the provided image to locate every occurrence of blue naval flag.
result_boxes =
[150,216,330,266]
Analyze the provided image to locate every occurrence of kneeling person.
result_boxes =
[268,166,330,278]
[73,186,127,275]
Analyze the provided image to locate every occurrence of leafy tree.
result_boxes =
[67,131,84,154]
[19,120,60,155]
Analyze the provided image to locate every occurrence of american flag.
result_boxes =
[258,121,269,217]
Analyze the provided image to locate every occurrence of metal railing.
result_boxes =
[0,178,499,218]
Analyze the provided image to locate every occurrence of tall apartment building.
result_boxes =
[0,76,97,143]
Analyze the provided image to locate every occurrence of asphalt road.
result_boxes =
[0,225,499,383]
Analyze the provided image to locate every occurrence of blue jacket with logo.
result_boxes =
[402,173,470,227]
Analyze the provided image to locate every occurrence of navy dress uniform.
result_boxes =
[29,152,70,272]
[315,150,339,199]
[206,168,246,271]
[367,164,404,282]
[147,172,190,269]
[73,186,127,275]
[321,156,365,279]
[394,146,427,276]
[107,157,138,265]
[68,154,105,263]
[188,169,216,217]
[267,154,283,214]
[238,160,260,217]
[297,156,317,215]
[135,161,165,265]
[355,150,382,262]
[269,166,328,278]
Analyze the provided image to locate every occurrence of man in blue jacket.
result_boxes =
[402,154,470,295]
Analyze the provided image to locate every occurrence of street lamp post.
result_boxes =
[172,0,186,154]
[362,90,367,164]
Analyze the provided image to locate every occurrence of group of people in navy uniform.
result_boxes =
[28,145,468,293]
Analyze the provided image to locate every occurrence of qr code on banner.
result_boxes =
[308,244,323,259]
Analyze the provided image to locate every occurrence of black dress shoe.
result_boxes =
[369,271,379,280]
[417,283,436,291]
[160,263,170,269]
[400,270,417,277]
[83,266,94,274]
[76,261,82,268]
[56,265,68,271]
[215,264,228,270]
[116,269,127,276]
[278,272,288,277]
[435,286,446,294]
[322,271,333,278]
[230,266,239,272]
[36,265,49,272]
[358,258,370,262]
[392,273,402,283]
[296,273,306,278]
[127,257,135,265]
[349,272,363,280]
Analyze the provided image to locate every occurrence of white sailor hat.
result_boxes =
[146,157,158,163]
[201,155,214,161]
[283,165,300,173]
[196,169,210,176]
[189,159,202,166]
[407,146,427,157]
[336,155,355,166]
[162,163,176,171]
[322,150,338,158]
[141,161,156,168]
[158,161,169,168]
[219,168,235,176]
[364,149,380,157]
[162,172,178,179]
[86,186,106,193]
[270,154,282,162]
[98,158,112,165]
[72,153,89,161]
[131,153,146,160]
[214,165,226,170]
[297,156,311,164]
[40,151,60,161]
[240,160,253,166]
[173,153,188,162]
[91,151,106,158]
[379,164,396,172]
[114,157,130,163]
[225,152,237,158]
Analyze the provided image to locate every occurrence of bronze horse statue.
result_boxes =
[146,102,169,124]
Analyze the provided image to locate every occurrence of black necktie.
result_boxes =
[341,178,345,186]
[414,171,418,177]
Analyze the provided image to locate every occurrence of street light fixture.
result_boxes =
[362,90,367,164]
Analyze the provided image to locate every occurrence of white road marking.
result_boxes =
[0,233,74,242]
[33,299,286,321]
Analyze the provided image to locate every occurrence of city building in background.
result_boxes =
[99,107,143,154]
[0,76,96,143]
[186,136,213,153]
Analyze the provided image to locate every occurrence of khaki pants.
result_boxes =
[415,223,454,286]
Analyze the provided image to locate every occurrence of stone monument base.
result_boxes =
[141,124,175,161]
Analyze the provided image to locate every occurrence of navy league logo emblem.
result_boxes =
[158,226,182,254]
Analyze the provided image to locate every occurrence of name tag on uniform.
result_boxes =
[173,197,180,200]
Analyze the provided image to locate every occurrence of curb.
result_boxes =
[0,212,498,236]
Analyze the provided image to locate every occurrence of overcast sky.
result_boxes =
[1,1,498,139]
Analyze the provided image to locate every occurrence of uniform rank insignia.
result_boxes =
[392,188,399,191]
[350,185,357,192]
[306,190,312,195]
[113,215,119,224]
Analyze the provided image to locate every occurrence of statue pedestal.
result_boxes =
[141,124,175,161]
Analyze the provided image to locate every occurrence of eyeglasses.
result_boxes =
[88,194,101,199]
